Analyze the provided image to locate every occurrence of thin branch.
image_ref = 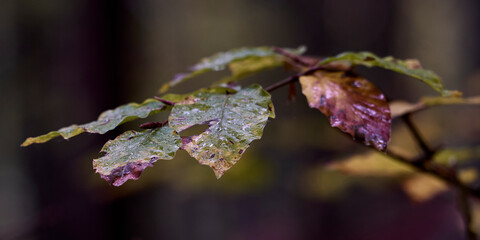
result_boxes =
[385,150,480,198]
[457,188,477,240]
[392,108,478,239]
[265,66,323,92]
[387,146,478,240]
[272,46,312,67]
[402,114,435,160]
[265,73,300,93]
[270,47,480,238]
[139,120,168,129]
[154,97,175,106]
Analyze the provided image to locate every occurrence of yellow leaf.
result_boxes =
[327,151,415,177]
[402,174,448,202]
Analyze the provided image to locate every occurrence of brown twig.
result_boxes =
[388,113,478,239]
[457,188,477,240]
[387,149,478,238]
[265,66,324,92]
[266,48,479,238]
[385,150,480,198]
[154,97,175,106]
[139,120,168,129]
[402,114,435,160]
[272,46,312,68]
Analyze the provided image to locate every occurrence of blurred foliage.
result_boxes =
[301,148,480,203]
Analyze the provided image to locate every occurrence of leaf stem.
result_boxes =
[457,187,477,240]
[265,66,323,92]
[385,150,480,198]
[154,97,175,106]
[139,120,168,129]
[387,149,479,239]
[272,46,312,67]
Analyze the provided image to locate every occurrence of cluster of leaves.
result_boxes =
[23,46,467,186]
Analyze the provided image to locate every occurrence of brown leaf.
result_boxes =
[299,70,391,151]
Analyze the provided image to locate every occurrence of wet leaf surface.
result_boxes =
[159,46,305,93]
[169,84,274,178]
[161,87,237,104]
[317,51,458,96]
[22,99,166,146]
[300,70,391,151]
[93,126,181,186]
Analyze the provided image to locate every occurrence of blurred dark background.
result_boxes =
[2,0,480,239]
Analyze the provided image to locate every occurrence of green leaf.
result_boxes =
[300,70,391,151]
[434,146,480,166]
[22,99,165,146]
[93,126,181,186]
[228,56,284,78]
[214,55,285,86]
[159,46,306,93]
[168,84,274,178]
[317,52,457,96]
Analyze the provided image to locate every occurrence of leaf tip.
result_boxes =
[20,138,32,147]
[96,160,155,187]
[441,90,463,98]
[214,171,224,179]
[159,84,170,94]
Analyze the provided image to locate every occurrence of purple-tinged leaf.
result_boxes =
[93,127,181,186]
[300,70,391,151]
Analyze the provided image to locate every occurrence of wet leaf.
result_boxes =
[390,96,480,118]
[22,99,165,146]
[159,46,306,93]
[317,52,457,96]
[93,126,181,186]
[161,87,238,104]
[168,84,274,178]
[300,70,391,151]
